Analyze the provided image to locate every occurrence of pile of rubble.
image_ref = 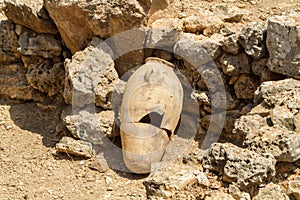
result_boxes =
[0,0,299,199]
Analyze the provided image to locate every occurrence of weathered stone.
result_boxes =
[244,126,300,162]
[234,74,260,99]
[106,28,146,76]
[286,178,300,200]
[25,58,64,96]
[209,4,247,23]
[56,136,94,158]
[222,33,241,55]
[254,79,300,108]
[233,114,267,141]
[145,18,183,48]
[183,14,224,36]
[234,79,300,162]
[252,58,283,82]
[200,34,224,60]
[229,184,251,200]
[174,33,212,66]
[202,143,276,191]
[63,41,119,109]
[143,163,199,198]
[239,22,268,59]
[44,0,148,54]
[220,53,251,76]
[0,20,21,64]
[266,16,300,79]
[0,64,44,101]
[63,110,115,140]
[252,183,289,200]
[3,1,58,34]
[18,32,61,58]
[205,191,235,200]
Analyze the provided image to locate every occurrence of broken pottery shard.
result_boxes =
[120,57,183,174]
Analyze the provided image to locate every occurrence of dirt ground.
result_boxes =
[1,0,300,199]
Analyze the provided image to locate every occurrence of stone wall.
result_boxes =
[0,0,300,199]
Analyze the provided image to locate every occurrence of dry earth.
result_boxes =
[0,0,300,199]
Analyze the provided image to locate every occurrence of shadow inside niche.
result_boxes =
[7,99,63,148]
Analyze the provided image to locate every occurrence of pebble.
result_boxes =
[79,161,85,165]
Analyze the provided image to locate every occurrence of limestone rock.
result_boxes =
[107,28,146,76]
[233,114,267,141]
[3,1,58,34]
[18,32,61,58]
[25,58,64,96]
[252,183,289,200]
[204,191,235,200]
[229,184,251,200]
[183,13,224,36]
[63,41,119,109]
[254,79,300,108]
[234,74,260,99]
[0,64,44,101]
[63,110,116,140]
[209,4,247,23]
[200,34,224,60]
[174,33,212,66]
[239,22,268,59]
[0,20,21,64]
[44,0,148,54]
[220,53,251,76]
[234,79,300,162]
[286,177,300,200]
[56,136,94,158]
[222,33,241,55]
[202,143,276,191]
[252,58,283,82]
[266,16,300,79]
[143,163,199,198]
[243,126,300,162]
[146,18,183,48]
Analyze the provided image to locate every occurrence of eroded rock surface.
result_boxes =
[0,20,21,64]
[63,40,119,109]
[3,0,58,34]
[202,143,276,191]
[266,16,300,79]
[44,0,148,54]
[56,136,94,158]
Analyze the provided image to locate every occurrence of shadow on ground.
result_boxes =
[4,99,63,148]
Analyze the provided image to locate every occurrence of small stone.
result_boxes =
[239,22,268,59]
[105,176,113,185]
[146,18,183,48]
[220,53,251,76]
[56,137,94,158]
[234,74,260,99]
[252,183,289,200]
[222,34,241,55]
[196,172,210,187]
[286,178,300,200]
[143,163,198,198]
[79,161,84,165]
